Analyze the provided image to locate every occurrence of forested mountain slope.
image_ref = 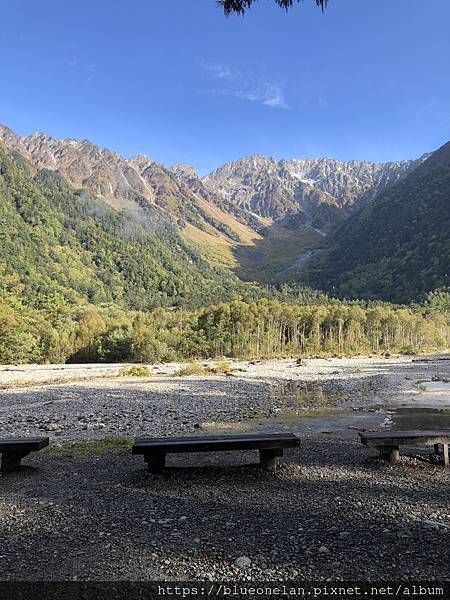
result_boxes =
[0,144,262,309]
[0,124,262,254]
[298,141,450,302]
[1,124,427,282]
[1,122,445,307]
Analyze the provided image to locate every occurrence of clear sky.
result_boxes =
[1,0,449,174]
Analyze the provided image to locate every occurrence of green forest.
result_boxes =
[1,142,449,365]
[1,283,449,364]
[0,146,265,311]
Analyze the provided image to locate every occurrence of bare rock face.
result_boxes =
[202,153,425,230]
[0,123,254,242]
[0,122,426,244]
[171,163,197,179]
[0,125,158,208]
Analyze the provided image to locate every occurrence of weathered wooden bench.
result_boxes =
[359,430,450,466]
[0,437,49,472]
[133,433,301,474]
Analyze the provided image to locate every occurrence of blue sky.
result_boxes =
[1,0,449,174]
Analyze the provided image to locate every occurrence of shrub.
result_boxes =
[175,362,206,376]
[175,360,233,376]
[209,360,232,374]
[119,365,153,377]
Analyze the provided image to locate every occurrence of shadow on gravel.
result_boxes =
[0,446,449,581]
[127,463,450,508]
[0,465,37,477]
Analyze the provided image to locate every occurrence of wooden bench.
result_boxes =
[0,437,49,472]
[359,430,450,466]
[133,433,301,474]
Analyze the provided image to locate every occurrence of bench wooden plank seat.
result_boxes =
[133,433,301,474]
[359,430,450,466]
[0,437,49,472]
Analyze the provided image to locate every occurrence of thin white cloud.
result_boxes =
[233,84,288,109]
[201,60,289,110]
[201,60,242,82]
[262,85,288,109]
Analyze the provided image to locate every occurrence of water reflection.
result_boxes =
[389,407,450,430]
[206,377,450,436]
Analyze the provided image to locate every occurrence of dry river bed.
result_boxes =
[0,355,449,581]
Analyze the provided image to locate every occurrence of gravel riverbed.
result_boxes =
[1,354,449,440]
[0,355,449,581]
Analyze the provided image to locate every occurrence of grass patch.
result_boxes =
[183,225,238,269]
[209,360,232,374]
[175,360,233,377]
[175,361,206,376]
[399,346,417,355]
[42,436,133,457]
[118,365,154,377]
[270,381,344,407]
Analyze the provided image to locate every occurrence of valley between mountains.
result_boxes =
[0,122,449,367]
[2,122,443,301]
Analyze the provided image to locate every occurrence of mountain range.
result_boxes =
[0,122,447,306]
[203,153,425,230]
[299,141,450,302]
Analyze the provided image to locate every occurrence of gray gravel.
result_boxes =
[0,355,449,581]
[1,355,449,441]
[0,438,449,581]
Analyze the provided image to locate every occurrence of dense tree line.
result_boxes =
[1,285,448,364]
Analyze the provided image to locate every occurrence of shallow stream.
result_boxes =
[211,378,450,438]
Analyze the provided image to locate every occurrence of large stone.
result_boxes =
[234,556,252,568]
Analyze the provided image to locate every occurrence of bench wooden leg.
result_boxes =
[442,444,449,468]
[378,446,400,464]
[432,444,449,467]
[259,448,282,472]
[145,452,166,475]
[1,451,30,472]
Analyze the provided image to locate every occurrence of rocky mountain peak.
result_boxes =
[0,123,30,157]
[171,163,197,179]
[202,153,425,226]
[128,153,155,172]
[0,122,431,260]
